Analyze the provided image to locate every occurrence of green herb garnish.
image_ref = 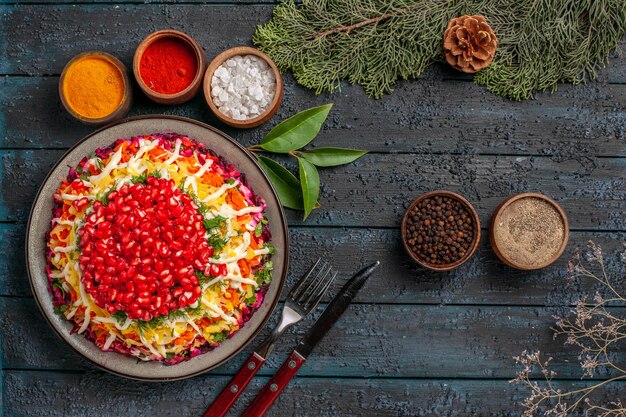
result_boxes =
[207,234,228,252]
[131,172,148,184]
[111,310,128,325]
[254,223,263,238]
[195,270,212,287]
[131,170,162,185]
[203,215,227,231]
[245,294,258,305]
[257,261,273,285]
[213,332,229,343]
[54,304,68,314]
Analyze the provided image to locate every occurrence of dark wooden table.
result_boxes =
[1,3,625,416]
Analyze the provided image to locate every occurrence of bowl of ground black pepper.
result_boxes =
[489,193,569,270]
[401,191,481,271]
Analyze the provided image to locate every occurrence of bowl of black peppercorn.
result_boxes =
[401,190,481,271]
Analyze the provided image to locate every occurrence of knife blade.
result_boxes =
[241,261,380,417]
[294,260,380,358]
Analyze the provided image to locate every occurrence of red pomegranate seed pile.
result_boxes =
[78,176,219,321]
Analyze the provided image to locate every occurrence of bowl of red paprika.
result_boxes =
[133,30,207,105]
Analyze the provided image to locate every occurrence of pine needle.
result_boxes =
[253,0,626,100]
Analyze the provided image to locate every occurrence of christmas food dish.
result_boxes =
[27,117,287,380]
[45,133,274,364]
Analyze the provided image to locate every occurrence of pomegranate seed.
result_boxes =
[209,264,221,277]
[158,244,170,258]
[161,274,174,287]
[73,197,90,212]
[78,178,208,319]
[162,231,174,242]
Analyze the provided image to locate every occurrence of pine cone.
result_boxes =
[443,15,497,73]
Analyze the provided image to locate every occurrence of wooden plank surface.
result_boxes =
[3,296,625,379]
[4,371,623,417]
[4,222,625,305]
[2,4,625,82]
[1,2,625,416]
[2,76,626,156]
[1,149,624,227]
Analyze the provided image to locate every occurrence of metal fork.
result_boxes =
[203,259,336,417]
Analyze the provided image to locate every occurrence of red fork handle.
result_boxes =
[203,352,265,417]
[241,351,306,417]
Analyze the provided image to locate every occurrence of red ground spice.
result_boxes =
[139,37,197,95]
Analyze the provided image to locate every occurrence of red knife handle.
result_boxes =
[203,352,265,417]
[241,351,306,417]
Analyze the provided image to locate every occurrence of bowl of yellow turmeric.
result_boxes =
[59,51,132,126]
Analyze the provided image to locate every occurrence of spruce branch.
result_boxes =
[253,0,626,100]
[309,5,413,40]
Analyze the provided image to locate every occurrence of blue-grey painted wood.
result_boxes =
[1,5,625,83]
[3,296,626,379]
[1,149,624,228]
[2,76,625,156]
[3,222,625,305]
[4,371,625,417]
[1,2,625,416]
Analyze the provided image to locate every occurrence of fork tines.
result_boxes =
[289,259,336,310]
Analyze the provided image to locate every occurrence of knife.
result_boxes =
[240,261,380,417]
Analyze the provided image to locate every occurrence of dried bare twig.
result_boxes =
[512,242,626,417]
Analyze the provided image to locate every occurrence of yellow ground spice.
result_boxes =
[63,55,125,119]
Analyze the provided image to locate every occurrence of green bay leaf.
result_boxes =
[297,158,320,220]
[258,156,304,210]
[260,104,333,153]
[300,147,367,167]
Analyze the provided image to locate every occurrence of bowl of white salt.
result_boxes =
[204,46,283,129]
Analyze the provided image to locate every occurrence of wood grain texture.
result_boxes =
[1,149,624,228]
[4,371,625,417]
[2,69,626,156]
[3,223,625,306]
[2,3,626,415]
[2,5,624,82]
[3,297,626,379]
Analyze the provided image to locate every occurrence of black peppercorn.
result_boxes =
[404,195,475,266]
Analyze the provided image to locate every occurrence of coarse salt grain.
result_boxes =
[211,55,276,121]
